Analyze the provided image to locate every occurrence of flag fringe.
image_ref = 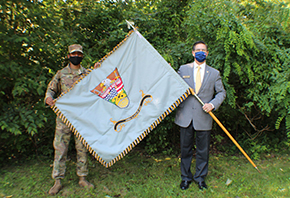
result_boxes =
[50,28,191,168]
[90,30,135,69]
[52,30,135,103]
[51,88,191,168]
[107,87,192,167]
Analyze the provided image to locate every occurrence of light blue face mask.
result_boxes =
[194,51,206,62]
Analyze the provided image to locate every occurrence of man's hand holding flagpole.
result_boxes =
[189,88,261,173]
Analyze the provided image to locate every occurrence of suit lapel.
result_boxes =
[187,63,194,88]
[200,64,211,92]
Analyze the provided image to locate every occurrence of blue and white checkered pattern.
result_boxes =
[54,30,190,167]
[104,87,118,101]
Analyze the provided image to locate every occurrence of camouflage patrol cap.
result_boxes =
[68,44,83,54]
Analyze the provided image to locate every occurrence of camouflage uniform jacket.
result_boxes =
[45,64,89,102]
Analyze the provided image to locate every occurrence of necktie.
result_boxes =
[195,66,201,93]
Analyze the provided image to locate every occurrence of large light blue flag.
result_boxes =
[52,29,191,167]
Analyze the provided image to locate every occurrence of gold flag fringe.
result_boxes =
[105,88,192,167]
[52,89,190,168]
[53,30,135,103]
[89,30,135,70]
[51,28,192,168]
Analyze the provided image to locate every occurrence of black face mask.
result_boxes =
[69,56,83,65]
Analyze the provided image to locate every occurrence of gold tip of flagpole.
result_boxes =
[125,19,136,30]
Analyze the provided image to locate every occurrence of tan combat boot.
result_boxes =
[79,176,94,188]
[48,179,62,195]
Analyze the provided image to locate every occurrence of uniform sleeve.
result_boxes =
[44,71,60,104]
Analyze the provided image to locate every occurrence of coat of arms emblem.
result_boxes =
[91,68,129,108]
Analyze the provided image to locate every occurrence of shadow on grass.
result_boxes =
[0,150,289,198]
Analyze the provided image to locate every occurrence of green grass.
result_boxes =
[0,151,289,198]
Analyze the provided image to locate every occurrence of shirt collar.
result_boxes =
[66,64,85,74]
[194,61,206,69]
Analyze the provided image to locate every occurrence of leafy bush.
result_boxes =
[1,0,289,163]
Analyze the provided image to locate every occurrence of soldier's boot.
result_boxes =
[79,176,94,188]
[48,179,62,195]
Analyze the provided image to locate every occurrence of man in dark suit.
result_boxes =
[175,41,226,190]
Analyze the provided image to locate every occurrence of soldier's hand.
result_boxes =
[46,97,55,107]
[94,62,101,69]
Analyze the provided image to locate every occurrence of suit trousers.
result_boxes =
[180,124,211,182]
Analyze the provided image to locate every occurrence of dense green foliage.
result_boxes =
[0,0,289,163]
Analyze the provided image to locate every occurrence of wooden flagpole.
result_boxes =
[189,88,261,173]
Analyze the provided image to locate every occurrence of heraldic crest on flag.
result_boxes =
[51,24,191,168]
[90,68,130,109]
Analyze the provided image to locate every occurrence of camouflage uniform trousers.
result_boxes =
[52,117,88,179]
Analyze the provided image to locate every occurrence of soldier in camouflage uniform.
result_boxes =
[45,44,99,196]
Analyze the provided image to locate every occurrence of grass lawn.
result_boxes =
[0,150,289,198]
